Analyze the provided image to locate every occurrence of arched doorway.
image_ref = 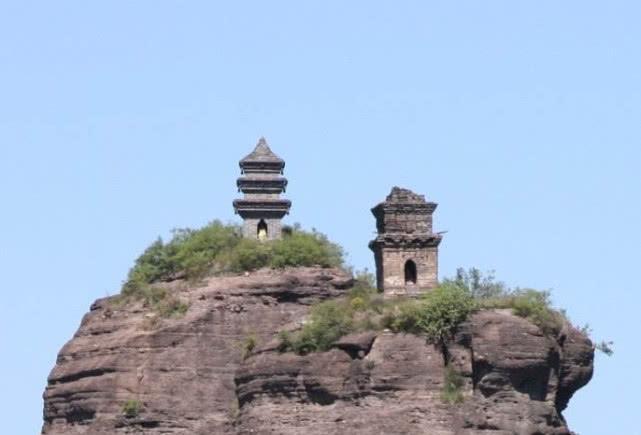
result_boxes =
[257,220,268,241]
[404,260,417,285]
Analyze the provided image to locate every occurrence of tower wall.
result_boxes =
[242,218,283,241]
[369,187,442,297]
[376,246,438,296]
[378,209,433,234]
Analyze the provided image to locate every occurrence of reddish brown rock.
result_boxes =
[42,269,593,435]
[42,267,352,435]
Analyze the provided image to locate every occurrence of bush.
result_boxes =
[118,285,189,319]
[278,269,572,355]
[575,324,614,356]
[119,222,345,317]
[479,289,564,335]
[280,279,475,354]
[154,294,189,318]
[384,282,475,343]
[122,239,174,296]
[122,399,142,418]
[123,221,240,295]
[448,267,507,299]
[241,335,257,360]
[450,268,567,337]
[170,223,239,278]
[122,221,345,296]
[441,365,465,404]
[353,269,376,288]
[291,300,354,353]
[271,230,344,269]
[382,298,424,334]
[227,239,271,272]
[277,272,385,354]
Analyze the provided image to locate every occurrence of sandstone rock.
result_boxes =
[332,331,377,358]
[42,268,350,435]
[42,269,593,435]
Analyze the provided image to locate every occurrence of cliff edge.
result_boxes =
[42,268,593,434]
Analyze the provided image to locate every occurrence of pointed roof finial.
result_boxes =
[239,137,285,166]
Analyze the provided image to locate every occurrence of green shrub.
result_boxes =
[447,267,507,299]
[271,230,344,269]
[241,335,257,360]
[122,239,174,296]
[170,223,239,278]
[119,284,189,319]
[277,269,577,355]
[154,294,189,318]
[122,221,344,296]
[441,365,465,404]
[382,298,424,334]
[277,331,293,352]
[353,268,376,288]
[509,289,562,334]
[479,289,564,335]
[227,239,271,272]
[350,296,366,311]
[119,222,345,316]
[122,399,142,418]
[291,300,354,353]
[384,283,475,343]
[453,268,569,337]
[278,274,386,354]
[574,324,614,356]
[280,280,476,354]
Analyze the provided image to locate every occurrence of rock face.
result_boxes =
[42,268,593,435]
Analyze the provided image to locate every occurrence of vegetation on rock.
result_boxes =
[118,221,344,317]
[278,268,576,354]
[123,221,343,292]
[441,365,465,404]
[241,335,257,360]
[122,399,142,418]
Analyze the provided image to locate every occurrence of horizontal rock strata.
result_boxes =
[42,268,593,435]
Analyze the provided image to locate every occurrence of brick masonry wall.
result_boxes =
[378,246,438,296]
[382,211,432,234]
[242,218,283,241]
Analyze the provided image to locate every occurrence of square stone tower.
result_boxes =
[233,138,291,240]
[369,187,442,296]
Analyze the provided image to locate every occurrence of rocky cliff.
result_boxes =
[42,268,593,434]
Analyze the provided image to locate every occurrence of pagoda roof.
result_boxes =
[371,186,437,216]
[240,137,285,166]
[383,186,427,204]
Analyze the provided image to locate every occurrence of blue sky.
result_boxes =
[1,2,639,434]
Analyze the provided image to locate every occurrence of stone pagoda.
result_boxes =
[369,187,442,296]
[233,138,291,241]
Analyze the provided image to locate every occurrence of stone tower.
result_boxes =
[369,187,442,296]
[233,138,291,241]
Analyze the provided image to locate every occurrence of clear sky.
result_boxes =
[1,2,639,434]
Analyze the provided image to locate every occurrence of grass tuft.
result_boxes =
[122,399,142,418]
[441,365,465,404]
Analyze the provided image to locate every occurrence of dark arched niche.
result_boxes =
[404,260,417,285]
[257,219,268,240]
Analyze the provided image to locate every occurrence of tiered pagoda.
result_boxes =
[233,138,291,240]
[369,187,442,296]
